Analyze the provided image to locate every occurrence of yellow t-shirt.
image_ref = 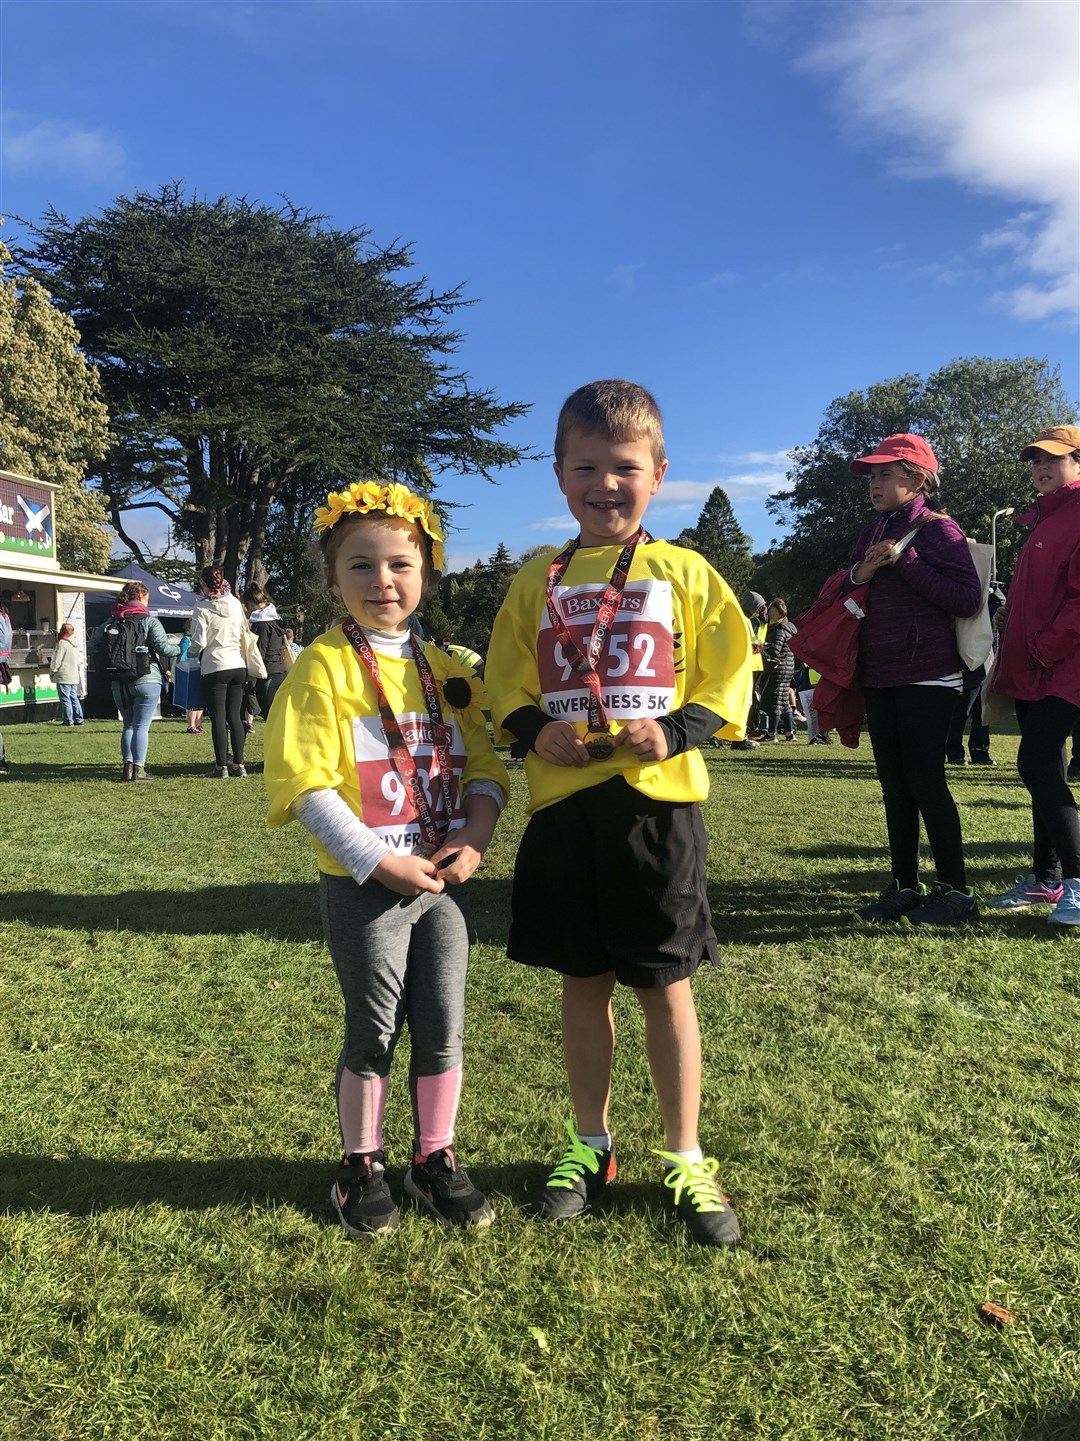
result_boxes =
[487,538,753,815]
[264,626,510,875]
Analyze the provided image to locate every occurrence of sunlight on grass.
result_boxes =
[0,718,1077,1439]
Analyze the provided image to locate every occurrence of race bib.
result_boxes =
[537,580,676,722]
[352,712,466,852]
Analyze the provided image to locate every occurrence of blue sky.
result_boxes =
[2,0,1077,570]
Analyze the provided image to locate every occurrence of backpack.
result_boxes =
[98,615,152,681]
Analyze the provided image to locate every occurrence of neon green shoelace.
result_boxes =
[655,1152,727,1213]
[547,1121,604,1191]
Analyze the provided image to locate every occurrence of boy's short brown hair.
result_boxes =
[554,379,666,467]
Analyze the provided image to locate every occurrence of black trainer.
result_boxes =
[404,1146,494,1228]
[856,880,927,922]
[531,1120,617,1220]
[902,882,978,927]
[331,1151,399,1237]
[657,1152,740,1249]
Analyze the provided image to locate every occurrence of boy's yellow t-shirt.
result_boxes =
[264,626,509,875]
[487,538,753,815]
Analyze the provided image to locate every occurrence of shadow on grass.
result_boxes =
[0,1156,697,1235]
[5,877,515,946]
[1008,1404,1080,1441]
[6,884,323,942]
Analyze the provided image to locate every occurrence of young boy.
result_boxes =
[486,379,753,1247]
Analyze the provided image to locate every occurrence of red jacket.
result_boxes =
[991,480,1080,705]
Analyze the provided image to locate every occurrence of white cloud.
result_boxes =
[607,262,645,291]
[2,119,125,183]
[443,549,488,572]
[801,0,1079,323]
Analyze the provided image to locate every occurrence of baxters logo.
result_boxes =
[562,591,645,619]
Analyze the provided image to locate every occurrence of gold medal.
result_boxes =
[583,730,616,761]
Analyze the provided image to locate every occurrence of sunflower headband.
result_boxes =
[314,481,446,572]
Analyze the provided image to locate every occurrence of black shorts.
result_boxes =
[508,777,718,989]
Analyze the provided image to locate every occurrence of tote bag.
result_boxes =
[241,625,268,681]
[955,540,994,672]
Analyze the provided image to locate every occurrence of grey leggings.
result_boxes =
[319,872,471,1090]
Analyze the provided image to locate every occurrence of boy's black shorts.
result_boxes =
[508,776,719,989]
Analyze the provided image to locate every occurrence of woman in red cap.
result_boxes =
[846,434,983,926]
[986,426,1080,929]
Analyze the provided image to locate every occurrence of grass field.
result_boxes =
[0,716,1077,1440]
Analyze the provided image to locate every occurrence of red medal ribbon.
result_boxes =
[342,618,456,854]
[544,528,652,735]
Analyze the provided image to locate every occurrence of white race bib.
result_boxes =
[537,580,676,722]
[352,712,466,853]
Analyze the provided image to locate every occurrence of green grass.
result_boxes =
[0,717,1077,1440]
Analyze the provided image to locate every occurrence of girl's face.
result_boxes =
[327,514,428,634]
[1029,450,1080,497]
[868,462,923,513]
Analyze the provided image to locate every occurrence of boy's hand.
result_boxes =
[373,852,445,897]
[614,717,669,763]
[535,720,591,768]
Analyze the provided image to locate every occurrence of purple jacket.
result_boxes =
[848,496,981,688]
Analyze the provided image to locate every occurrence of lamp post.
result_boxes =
[990,507,1015,590]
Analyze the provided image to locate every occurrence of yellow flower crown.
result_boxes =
[314,481,446,571]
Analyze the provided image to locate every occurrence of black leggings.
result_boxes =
[203,667,247,767]
[865,685,967,891]
[1015,696,1080,882]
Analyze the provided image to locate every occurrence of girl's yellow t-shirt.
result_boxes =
[264,626,509,875]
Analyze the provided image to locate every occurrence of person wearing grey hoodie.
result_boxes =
[242,584,290,720]
[190,565,249,778]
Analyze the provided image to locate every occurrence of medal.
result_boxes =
[583,731,616,761]
[342,618,457,855]
[545,528,651,762]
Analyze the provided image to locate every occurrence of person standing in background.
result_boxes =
[50,623,85,727]
[986,426,1080,928]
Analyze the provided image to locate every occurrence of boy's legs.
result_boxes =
[634,979,700,1151]
[562,972,616,1135]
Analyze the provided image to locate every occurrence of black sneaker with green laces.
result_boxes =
[331,1151,400,1238]
[404,1146,495,1228]
[657,1152,740,1249]
[531,1120,617,1220]
[856,880,927,922]
[902,882,978,927]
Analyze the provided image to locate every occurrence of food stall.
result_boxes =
[0,469,122,722]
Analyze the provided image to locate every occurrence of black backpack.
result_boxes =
[98,615,152,681]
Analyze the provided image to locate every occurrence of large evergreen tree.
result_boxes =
[0,238,112,572]
[760,356,1076,608]
[16,185,531,584]
[675,485,754,595]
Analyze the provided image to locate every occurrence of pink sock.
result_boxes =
[414,1067,463,1159]
[338,1069,388,1157]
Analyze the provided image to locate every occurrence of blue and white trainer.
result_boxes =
[1048,879,1080,929]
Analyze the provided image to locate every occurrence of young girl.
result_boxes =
[264,482,509,1236]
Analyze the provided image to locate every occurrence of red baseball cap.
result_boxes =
[849,433,939,477]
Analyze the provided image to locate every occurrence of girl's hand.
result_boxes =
[994,604,1008,632]
[373,852,445,897]
[535,720,590,767]
[614,717,669,764]
[429,840,484,885]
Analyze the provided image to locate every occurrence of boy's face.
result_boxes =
[555,430,667,547]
